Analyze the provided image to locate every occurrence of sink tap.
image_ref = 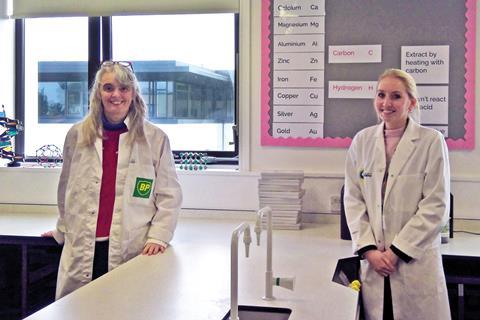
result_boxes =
[255,206,295,301]
[230,222,252,320]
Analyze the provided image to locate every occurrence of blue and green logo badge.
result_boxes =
[359,169,372,179]
[133,178,153,198]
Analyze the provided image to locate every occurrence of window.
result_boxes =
[112,14,236,154]
[38,66,89,123]
[18,13,238,161]
[23,17,88,156]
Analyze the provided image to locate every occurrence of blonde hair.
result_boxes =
[377,68,420,123]
[81,63,147,146]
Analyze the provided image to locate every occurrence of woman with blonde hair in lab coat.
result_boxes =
[42,61,182,299]
[344,68,451,319]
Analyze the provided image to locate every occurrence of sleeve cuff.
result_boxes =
[357,245,377,259]
[391,244,413,263]
[52,229,65,245]
[146,238,169,248]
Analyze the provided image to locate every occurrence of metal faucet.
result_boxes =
[254,206,295,300]
[230,222,252,320]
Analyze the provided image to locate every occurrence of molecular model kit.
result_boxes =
[36,144,63,168]
[178,152,207,171]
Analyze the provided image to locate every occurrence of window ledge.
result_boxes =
[0,164,62,173]
[176,165,258,177]
[0,162,252,176]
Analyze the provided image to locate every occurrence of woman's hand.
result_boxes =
[142,242,166,256]
[41,230,54,237]
[384,248,399,267]
[364,249,396,277]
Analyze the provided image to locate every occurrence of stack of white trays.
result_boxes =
[258,170,305,230]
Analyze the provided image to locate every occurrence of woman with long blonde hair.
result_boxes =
[43,61,182,299]
[344,68,451,319]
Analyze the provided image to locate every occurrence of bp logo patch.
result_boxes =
[133,178,153,198]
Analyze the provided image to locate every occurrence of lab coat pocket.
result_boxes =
[125,225,149,260]
[359,258,377,285]
[390,173,424,215]
[402,248,445,296]
[126,164,156,207]
[62,231,83,274]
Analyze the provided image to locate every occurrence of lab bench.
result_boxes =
[0,236,61,319]
[1,212,359,320]
[441,235,480,320]
[0,212,61,319]
[0,211,479,320]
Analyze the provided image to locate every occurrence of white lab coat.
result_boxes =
[344,119,451,320]
[52,117,182,299]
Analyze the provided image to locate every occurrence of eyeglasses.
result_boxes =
[101,61,134,73]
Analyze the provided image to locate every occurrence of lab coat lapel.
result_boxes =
[373,123,386,175]
[118,134,133,170]
[373,124,387,213]
[118,117,133,171]
[94,134,103,163]
[383,119,418,203]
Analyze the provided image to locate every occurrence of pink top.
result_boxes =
[381,126,405,201]
[384,126,405,166]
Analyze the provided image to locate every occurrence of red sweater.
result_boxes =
[96,128,128,237]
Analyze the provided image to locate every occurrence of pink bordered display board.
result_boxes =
[261,0,476,149]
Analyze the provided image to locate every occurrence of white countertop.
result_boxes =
[0,211,58,237]
[440,234,480,257]
[16,214,358,320]
[1,211,478,320]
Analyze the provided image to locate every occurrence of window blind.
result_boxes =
[10,0,238,18]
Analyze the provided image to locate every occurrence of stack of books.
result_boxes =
[258,170,305,230]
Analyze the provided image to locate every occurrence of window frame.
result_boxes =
[15,14,239,164]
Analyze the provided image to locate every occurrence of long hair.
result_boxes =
[81,63,147,146]
[376,68,420,123]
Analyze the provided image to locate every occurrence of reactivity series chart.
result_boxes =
[261,0,476,149]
